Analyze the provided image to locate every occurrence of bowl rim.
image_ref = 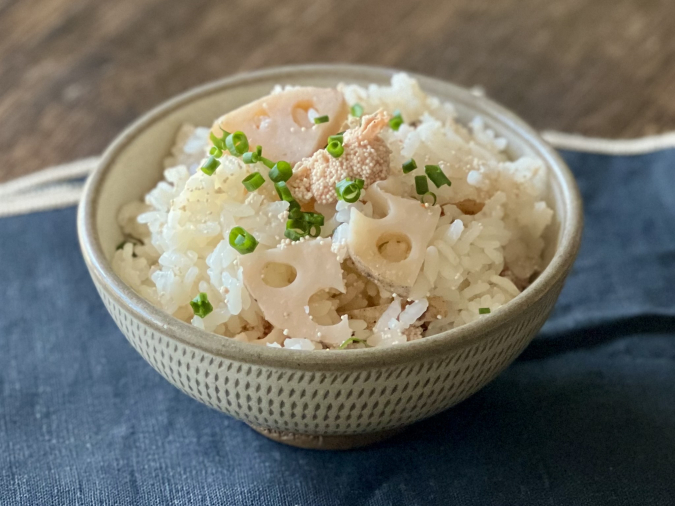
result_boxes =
[78,63,583,371]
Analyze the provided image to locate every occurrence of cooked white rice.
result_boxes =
[113,73,553,351]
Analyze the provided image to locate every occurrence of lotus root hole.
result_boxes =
[253,108,270,129]
[291,100,316,128]
[261,262,297,288]
[376,233,412,262]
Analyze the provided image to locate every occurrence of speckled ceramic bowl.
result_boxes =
[77,64,582,450]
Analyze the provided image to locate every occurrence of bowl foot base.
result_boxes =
[247,424,404,450]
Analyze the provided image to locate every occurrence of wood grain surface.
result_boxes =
[2,0,675,182]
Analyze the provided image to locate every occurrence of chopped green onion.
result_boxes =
[190,292,213,318]
[288,204,304,220]
[275,183,312,232]
[242,151,259,164]
[242,172,265,192]
[425,165,452,188]
[286,218,309,235]
[269,161,292,183]
[225,131,249,156]
[201,156,221,176]
[256,145,263,156]
[402,158,417,174]
[420,191,437,205]
[338,337,368,349]
[116,238,142,250]
[327,140,344,158]
[336,178,364,203]
[478,307,491,315]
[229,226,258,254]
[284,229,305,241]
[389,110,404,131]
[284,215,310,241]
[313,115,329,124]
[209,146,223,157]
[328,132,344,143]
[210,131,226,150]
[274,181,295,203]
[260,156,276,169]
[116,240,139,258]
[302,212,324,226]
[284,206,326,241]
[415,175,429,195]
[350,104,364,118]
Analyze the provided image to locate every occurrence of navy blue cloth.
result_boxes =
[1,149,674,505]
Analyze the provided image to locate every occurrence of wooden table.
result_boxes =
[2,0,674,182]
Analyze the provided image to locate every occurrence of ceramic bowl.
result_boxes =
[77,64,583,449]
